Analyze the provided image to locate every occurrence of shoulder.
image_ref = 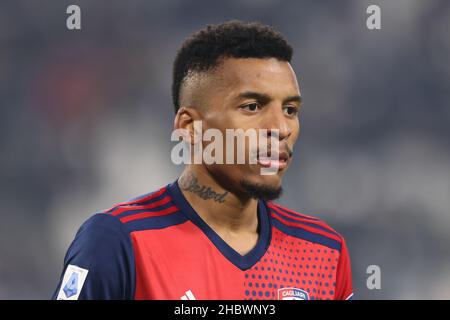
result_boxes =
[68,213,132,262]
[267,201,345,251]
[54,187,179,300]
[96,185,187,233]
[55,213,135,300]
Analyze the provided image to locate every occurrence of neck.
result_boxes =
[178,165,259,233]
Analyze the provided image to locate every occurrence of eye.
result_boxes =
[283,105,299,117]
[241,103,261,112]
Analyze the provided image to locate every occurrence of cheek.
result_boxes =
[292,119,300,140]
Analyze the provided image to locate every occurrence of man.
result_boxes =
[53,21,353,300]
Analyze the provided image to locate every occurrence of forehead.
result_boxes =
[213,57,300,97]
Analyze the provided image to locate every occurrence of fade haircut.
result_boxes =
[172,20,293,113]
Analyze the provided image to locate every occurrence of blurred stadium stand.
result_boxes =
[0,0,449,299]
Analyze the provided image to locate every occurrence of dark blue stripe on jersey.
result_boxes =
[110,200,175,219]
[272,218,342,251]
[122,211,188,233]
[135,191,168,206]
[104,190,168,214]
[271,204,319,221]
[270,209,340,237]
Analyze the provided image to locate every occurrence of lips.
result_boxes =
[257,151,290,170]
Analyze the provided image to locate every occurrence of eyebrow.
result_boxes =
[236,91,302,105]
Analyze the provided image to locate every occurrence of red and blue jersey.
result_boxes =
[53,180,353,300]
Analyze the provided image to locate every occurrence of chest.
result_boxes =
[130,227,340,300]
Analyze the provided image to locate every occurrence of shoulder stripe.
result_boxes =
[270,208,340,237]
[102,187,167,214]
[109,195,172,217]
[268,202,319,220]
[269,205,340,236]
[122,211,188,233]
[271,211,342,243]
[119,205,179,223]
[109,201,175,220]
[272,218,342,251]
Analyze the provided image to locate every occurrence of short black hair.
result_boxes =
[172,20,293,113]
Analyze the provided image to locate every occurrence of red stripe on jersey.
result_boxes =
[269,204,338,236]
[268,202,319,220]
[270,211,342,243]
[119,205,179,223]
[110,195,172,216]
[103,187,167,213]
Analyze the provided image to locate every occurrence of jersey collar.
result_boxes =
[167,179,272,271]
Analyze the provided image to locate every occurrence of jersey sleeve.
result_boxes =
[334,238,353,300]
[52,213,135,300]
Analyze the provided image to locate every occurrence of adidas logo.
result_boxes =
[180,290,196,300]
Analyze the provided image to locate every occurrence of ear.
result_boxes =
[173,107,201,145]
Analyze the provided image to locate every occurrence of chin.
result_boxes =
[253,168,284,185]
[260,174,283,187]
[239,174,283,201]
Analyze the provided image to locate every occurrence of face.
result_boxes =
[181,57,301,199]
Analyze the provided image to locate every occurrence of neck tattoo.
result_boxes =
[179,173,228,203]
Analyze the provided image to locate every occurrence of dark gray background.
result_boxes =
[1,0,449,299]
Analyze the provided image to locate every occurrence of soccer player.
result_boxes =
[52,21,353,300]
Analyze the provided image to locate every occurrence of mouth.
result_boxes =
[256,150,290,170]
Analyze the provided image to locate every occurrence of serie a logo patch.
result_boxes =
[56,264,89,300]
[277,287,309,300]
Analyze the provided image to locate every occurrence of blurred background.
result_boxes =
[1,0,449,299]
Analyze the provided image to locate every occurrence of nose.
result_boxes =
[266,106,292,141]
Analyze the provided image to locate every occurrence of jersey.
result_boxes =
[52,180,353,300]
